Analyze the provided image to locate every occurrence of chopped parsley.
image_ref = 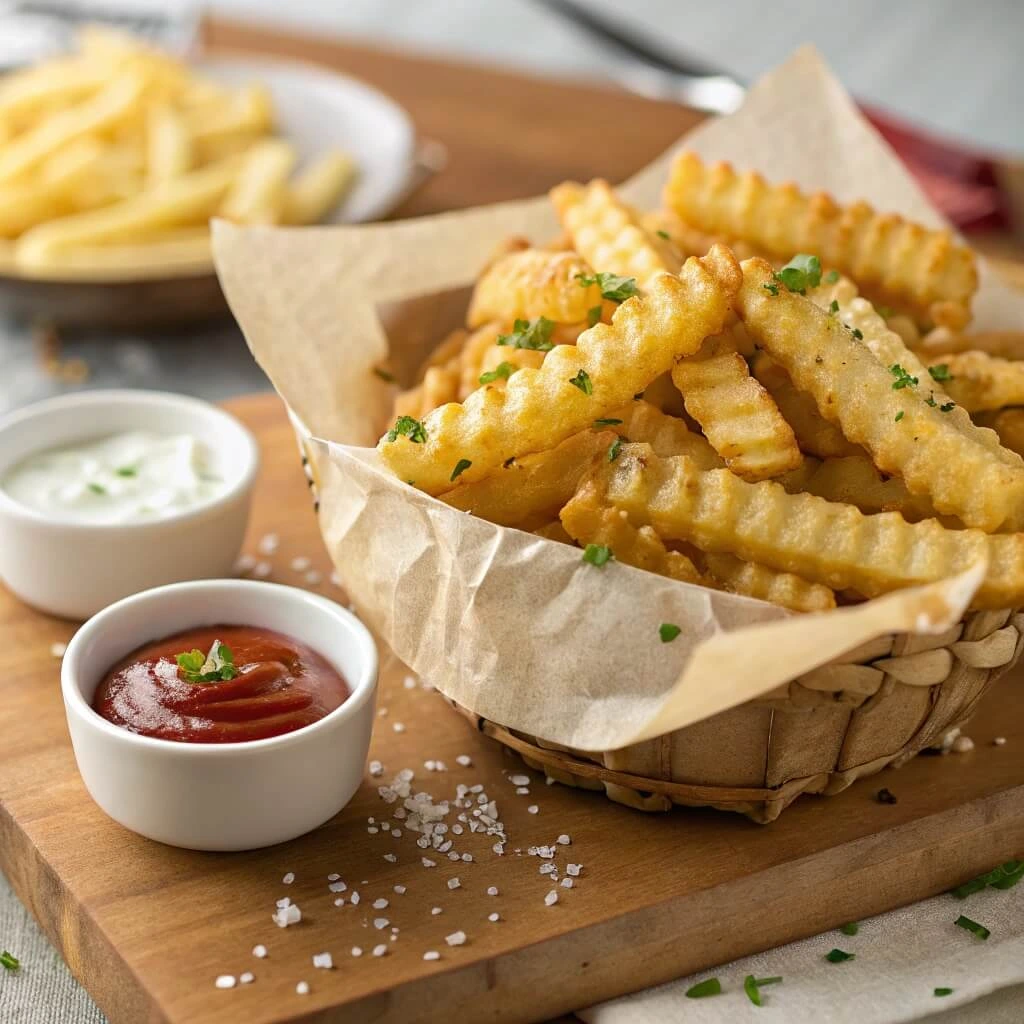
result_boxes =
[840,922,859,936]
[576,272,639,302]
[825,949,856,963]
[955,914,990,940]
[928,364,953,382]
[87,482,106,495]
[889,364,919,390]
[762,281,780,296]
[373,367,396,383]
[479,362,514,385]
[951,860,1024,898]
[926,395,938,408]
[829,299,839,315]
[774,253,822,294]
[934,987,954,997]
[895,411,905,422]
[582,543,613,567]
[587,305,603,327]
[450,459,472,482]
[656,229,671,240]
[115,466,137,477]
[659,623,682,643]
[593,417,623,428]
[0,951,19,971]
[940,401,955,413]
[744,975,782,1006]
[385,415,427,444]
[497,317,555,351]
[684,978,722,999]
[569,369,593,394]
[850,327,864,340]
[175,640,236,684]
[825,269,840,283]
[608,436,623,462]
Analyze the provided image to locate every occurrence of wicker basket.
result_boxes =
[292,418,1024,823]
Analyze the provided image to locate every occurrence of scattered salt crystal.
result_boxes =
[378,707,388,716]
[383,854,397,863]
[312,952,333,969]
[282,872,295,885]
[556,834,571,846]
[461,853,473,863]
[351,947,363,957]
[510,774,530,786]
[327,873,340,882]
[393,722,406,733]
[328,881,346,893]
[234,554,256,574]
[561,878,574,889]
[253,561,272,578]
[404,675,417,689]
[334,898,344,906]
[452,824,464,835]
[545,890,559,906]
[422,858,436,868]
[258,533,279,555]
[447,852,460,861]
[566,864,581,877]
[252,945,267,959]
[516,787,530,795]
[423,951,441,961]
[372,945,388,957]
[304,570,322,586]
[493,843,505,856]
[488,912,500,922]
[456,755,472,767]
[240,972,254,984]
[432,906,443,915]
[995,736,1008,746]
[392,830,402,839]
[373,918,389,930]
[447,877,461,890]
[394,885,407,895]
[49,641,68,659]
[290,555,311,572]
[296,981,310,995]
[272,903,301,928]
[350,891,360,905]
[381,822,391,831]
[276,897,291,909]
[487,886,499,896]
[953,735,975,753]
[527,805,539,815]
[368,827,379,834]
[215,975,236,989]
[445,931,467,946]
[539,864,555,876]
[373,898,389,909]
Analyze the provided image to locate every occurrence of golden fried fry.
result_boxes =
[671,347,801,481]
[476,343,545,390]
[598,444,1024,609]
[736,257,1024,531]
[977,409,1024,459]
[440,429,616,529]
[380,245,742,494]
[939,351,1024,413]
[218,139,296,224]
[751,353,863,459]
[550,179,677,288]
[281,152,356,225]
[665,151,977,328]
[458,322,504,399]
[146,104,191,185]
[641,207,763,261]
[467,248,605,328]
[916,328,1024,361]
[420,328,468,378]
[394,360,461,420]
[609,400,722,467]
[533,521,575,544]
[702,552,835,612]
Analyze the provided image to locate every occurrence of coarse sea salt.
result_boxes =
[488,913,500,923]
[561,878,574,889]
[369,760,384,777]
[445,931,467,946]
[404,675,417,689]
[423,951,441,961]
[510,774,530,786]
[566,864,582,877]
[447,877,461,890]
[252,945,267,959]
[432,907,443,915]
[545,891,559,906]
[527,805,539,815]
[215,975,236,989]
[312,953,333,969]
[272,903,301,928]
[253,561,271,578]
[487,886,499,896]
[290,555,311,572]
[456,755,472,767]
[258,533,279,555]
[296,981,310,995]
[374,918,389,930]
[393,722,406,733]
[282,872,295,885]
[373,945,388,957]
[304,569,323,586]
[383,853,397,863]
[234,553,256,574]
[394,885,407,895]
[373,898,389,909]
[556,834,571,845]
[351,947,363,957]
[328,881,346,893]
[240,972,254,984]
[50,641,69,659]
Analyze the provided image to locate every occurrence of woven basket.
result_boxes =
[291,418,1024,823]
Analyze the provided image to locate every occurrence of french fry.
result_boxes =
[672,345,802,481]
[0,58,109,126]
[12,230,212,277]
[939,351,1024,413]
[476,343,545,391]
[736,257,1024,531]
[609,400,723,467]
[467,249,604,328]
[751,353,863,459]
[146,104,192,185]
[379,245,742,495]
[916,328,1024,361]
[458,322,504,398]
[419,328,468,378]
[598,444,1024,610]
[977,409,1024,459]
[218,139,296,225]
[664,151,978,328]
[281,152,356,225]
[441,429,617,529]
[702,553,835,612]
[641,207,763,261]
[533,521,574,544]
[394,361,461,420]
[186,84,274,146]
[550,179,677,289]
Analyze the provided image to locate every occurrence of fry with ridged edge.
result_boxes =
[702,552,835,612]
[977,409,1024,459]
[379,245,742,495]
[467,248,605,328]
[672,344,801,481]
[550,179,677,289]
[664,151,977,328]
[609,400,723,467]
[394,360,461,420]
[940,352,1024,413]
[736,257,1024,531]
[597,444,1024,609]
[916,328,1024,362]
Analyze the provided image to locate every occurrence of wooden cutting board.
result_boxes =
[3,392,1024,1024]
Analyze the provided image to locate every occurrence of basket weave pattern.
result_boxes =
[451,609,1024,822]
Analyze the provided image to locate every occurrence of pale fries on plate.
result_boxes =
[0,26,357,278]
[376,151,1024,613]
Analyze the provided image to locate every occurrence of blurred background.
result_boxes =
[0,0,1021,417]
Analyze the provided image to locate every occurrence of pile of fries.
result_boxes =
[378,151,1024,614]
[0,27,355,276]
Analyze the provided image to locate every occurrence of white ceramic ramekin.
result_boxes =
[61,579,377,851]
[0,389,259,620]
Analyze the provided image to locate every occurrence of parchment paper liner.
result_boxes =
[213,48,1024,819]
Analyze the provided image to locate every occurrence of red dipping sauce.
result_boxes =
[92,625,350,743]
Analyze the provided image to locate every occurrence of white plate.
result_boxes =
[198,54,417,223]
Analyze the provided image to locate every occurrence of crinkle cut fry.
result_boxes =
[671,348,801,481]
[379,245,741,495]
[664,150,977,328]
[394,359,460,419]
[916,328,1024,361]
[736,257,1024,532]
[702,552,835,612]
[608,399,723,467]
[977,409,1024,459]
[598,444,1024,610]
[467,248,604,328]
[550,179,677,290]
[941,351,1024,413]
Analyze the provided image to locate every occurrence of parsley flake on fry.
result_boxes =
[569,369,593,394]
[889,364,919,390]
[175,640,236,684]
[582,543,613,567]
[587,305,603,327]
[656,229,671,240]
[450,459,472,482]
[497,317,555,352]
[479,362,514,385]
[684,978,721,999]
[928,364,953,382]
[955,915,990,940]
[593,418,623,428]
[373,367,396,383]
[762,281,779,296]
[774,253,822,294]
[825,269,840,283]
[386,415,427,444]
[608,436,623,462]
[895,411,905,422]
[575,271,639,302]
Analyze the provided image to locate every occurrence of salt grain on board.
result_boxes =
[350,891,360,905]
[252,945,267,959]
[527,805,539,815]
[557,834,571,845]
[404,675,417,689]
[456,755,472,766]
[487,886,499,896]
[545,891,559,906]
[423,951,441,961]
[240,972,254,984]
[447,877,461,890]
[215,976,236,989]
[432,907,443,915]
[373,898,389,909]
[488,913,500,922]
[445,931,467,946]
[49,641,68,659]
[328,881,346,893]
[282,872,295,885]
[510,775,530,786]
[394,885,407,895]
[304,570,323,585]
[327,873,340,881]
[561,878,574,889]
[351,947,363,957]
[296,981,310,995]
[312,953,333,969]
[995,737,1008,746]
[393,722,406,733]
[383,853,397,863]
[272,903,301,928]
[373,918,389,930]
[234,554,256,574]
[372,945,388,957]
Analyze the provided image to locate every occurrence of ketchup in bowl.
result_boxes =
[92,625,350,743]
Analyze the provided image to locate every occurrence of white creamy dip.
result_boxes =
[2,431,227,524]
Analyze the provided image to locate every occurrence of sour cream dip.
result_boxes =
[2,431,227,525]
